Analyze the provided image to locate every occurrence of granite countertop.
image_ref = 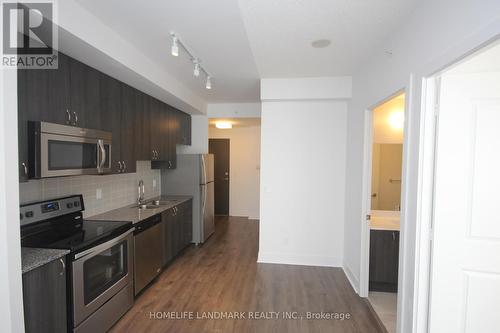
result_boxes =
[89,195,193,224]
[370,215,400,231]
[22,247,69,274]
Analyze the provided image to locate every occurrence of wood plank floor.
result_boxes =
[111,216,382,333]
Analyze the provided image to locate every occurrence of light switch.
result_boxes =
[96,188,102,200]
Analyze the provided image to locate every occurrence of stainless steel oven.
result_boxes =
[29,121,112,178]
[72,229,134,329]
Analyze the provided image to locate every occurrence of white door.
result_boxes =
[429,61,500,331]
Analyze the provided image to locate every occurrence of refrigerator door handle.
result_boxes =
[201,185,207,232]
[201,155,207,185]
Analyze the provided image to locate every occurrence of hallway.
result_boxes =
[111,217,383,332]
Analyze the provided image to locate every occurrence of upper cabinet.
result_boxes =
[68,57,103,129]
[17,51,191,181]
[178,111,191,146]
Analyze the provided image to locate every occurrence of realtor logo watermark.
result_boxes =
[1,0,58,68]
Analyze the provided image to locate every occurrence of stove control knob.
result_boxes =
[25,211,33,218]
[74,201,80,207]
[67,202,73,208]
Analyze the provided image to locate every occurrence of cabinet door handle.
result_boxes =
[22,162,28,176]
[72,111,78,125]
[392,232,396,241]
[66,109,71,124]
[59,258,65,276]
[118,161,122,172]
[123,161,126,171]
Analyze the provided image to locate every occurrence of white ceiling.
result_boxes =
[238,0,419,77]
[74,0,260,103]
[74,0,419,103]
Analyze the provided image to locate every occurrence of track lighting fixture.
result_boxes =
[170,31,213,90]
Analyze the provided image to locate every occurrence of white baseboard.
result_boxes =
[257,251,342,267]
[342,263,359,294]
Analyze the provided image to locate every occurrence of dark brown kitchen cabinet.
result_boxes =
[68,57,103,129]
[119,84,137,173]
[151,102,176,169]
[19,52,71,126]
[149,98,165,162]
[179,111,192,145]
[161,209,174,266]
[369,230,400,292]
[161,200,193,266]
[100,74,122,173]
[135,91,150,161]
[22,258,67,333]
[99,75,136,173]
[18,52,104,129]
[167,107,177,169]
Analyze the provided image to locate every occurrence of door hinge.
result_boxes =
[366,214,371,221]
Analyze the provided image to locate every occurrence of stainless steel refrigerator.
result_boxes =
[161,154,215,244]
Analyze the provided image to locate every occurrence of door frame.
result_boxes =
[359,88,406,298]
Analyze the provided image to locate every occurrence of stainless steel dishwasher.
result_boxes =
[133,214,163,295]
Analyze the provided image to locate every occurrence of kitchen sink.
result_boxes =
[137,204,160,210]
[136,199,180,209]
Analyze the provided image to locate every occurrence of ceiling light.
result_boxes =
[170,31,214,89]
[171,36,179,57]
[215,121,232,129]
[389,111,404,130]
[193,62,200,77]
[311,39,331,48]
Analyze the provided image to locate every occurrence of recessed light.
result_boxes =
[311,39,331,48]
[215,121,232,129]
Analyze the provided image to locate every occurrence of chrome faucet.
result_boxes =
[137,180,145,205]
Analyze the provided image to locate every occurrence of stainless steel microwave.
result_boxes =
[28,121,112,178]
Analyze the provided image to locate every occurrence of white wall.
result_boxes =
[209,125,261,219]
[0,69,24,332]
[258,77,350,267]
[207,102,261,118]
[177,115,209,154]
[342,1,500,332]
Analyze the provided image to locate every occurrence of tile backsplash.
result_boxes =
[19,161,161,217]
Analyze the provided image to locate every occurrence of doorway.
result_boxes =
[209,138,230,216]
[365,92,405,333]
[422,41,500,333]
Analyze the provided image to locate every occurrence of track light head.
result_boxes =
[193,62,200,77]
[206,76,212,90]
[171,36,179,57]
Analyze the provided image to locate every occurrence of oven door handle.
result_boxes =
[74,228,134,261]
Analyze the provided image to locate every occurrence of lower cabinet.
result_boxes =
[161,200,193,267]
[369,230,400,292]
[22,257,67,333]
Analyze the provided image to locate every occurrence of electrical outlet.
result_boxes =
[153,179,157,188]
[96,188,102,200]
